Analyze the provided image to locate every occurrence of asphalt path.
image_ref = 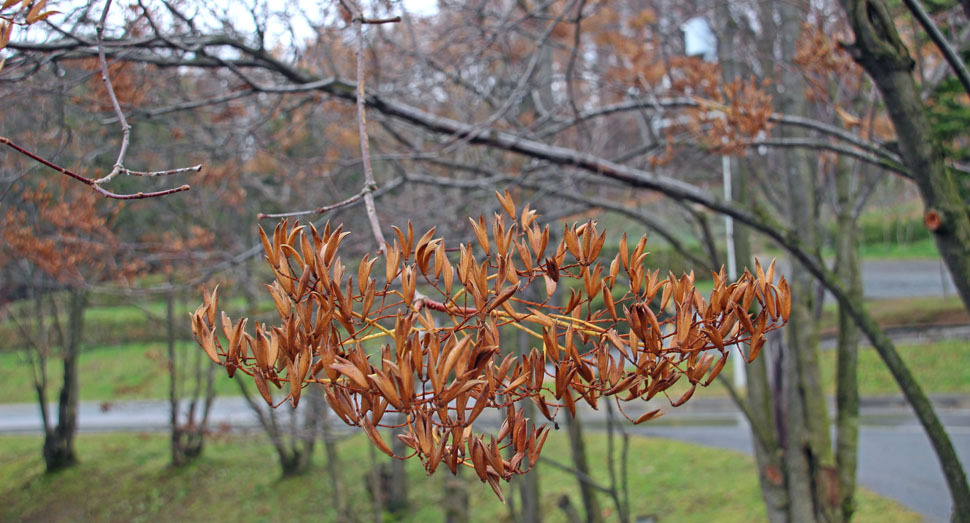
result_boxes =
[639,422,970,522]
[854,259,958,300]
[760,257,959,302]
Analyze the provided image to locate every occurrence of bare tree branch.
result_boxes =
[902,0,970,97]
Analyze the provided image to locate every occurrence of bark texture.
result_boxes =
[840,1,970,518]
[834,162,862,521]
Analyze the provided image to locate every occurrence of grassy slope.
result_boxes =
[0,341,240,404]
[0,432,918,522]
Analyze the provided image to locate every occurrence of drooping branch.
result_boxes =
[7,36,909,180]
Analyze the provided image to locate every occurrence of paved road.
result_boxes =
[758,257,959,302]
[639,423,970,522]
[2,395,967,521]
[856,259,958,300]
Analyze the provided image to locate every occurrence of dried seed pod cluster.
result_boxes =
[191,191,789,497]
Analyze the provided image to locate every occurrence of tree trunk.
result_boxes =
[321,402,353,522]
[237,377,315,477]
[840,1,970,518]
[516,329,542,523]
[443,468,469,523]
[780,148,840,523]
[718,6,789,516]
[168,289,187,467]
[386,421,409,517]
[842,0,970,312]
[834,162,862,521]
[735,158,789,522]
[169,289,215,466]
[565,411,603,523]
[30,292,52,437]
[43,289,86,472]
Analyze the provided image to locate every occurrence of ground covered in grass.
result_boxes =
[818,339,970,397]
[0,341,240,404]
[0,432,917,522]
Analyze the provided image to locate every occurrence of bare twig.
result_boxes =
[339,0,398,252]
[258,186,368,220]
[93,0,130,185]
[86,0,199,192]
[358,16,401,25]
[0,137,191,199]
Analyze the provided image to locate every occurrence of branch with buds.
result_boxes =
[191,191,790,500]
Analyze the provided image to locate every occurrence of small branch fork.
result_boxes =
[345,0,395,252]
[257,184,371,220]
[261,1,398,249]
[0,137,191,199]
[0,0,198,200]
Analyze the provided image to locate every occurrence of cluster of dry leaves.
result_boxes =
[0,180,139,285]
[191,192,789,499]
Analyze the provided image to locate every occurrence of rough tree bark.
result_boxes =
[834,160,862,521]
[778,4,840,520]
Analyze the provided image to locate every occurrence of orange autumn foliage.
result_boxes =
[191,192,789,499]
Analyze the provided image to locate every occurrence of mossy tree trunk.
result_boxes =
[840,1,970,518]
[834,159,862,521]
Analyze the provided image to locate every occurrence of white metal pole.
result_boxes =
[723,155,746,389]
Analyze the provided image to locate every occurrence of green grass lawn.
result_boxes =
[0,295,270,352]
[855,237,940,260]
[762,237,941,261]
[0,431,918,522]
[819,339,970,397]
[0,341,240,404]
